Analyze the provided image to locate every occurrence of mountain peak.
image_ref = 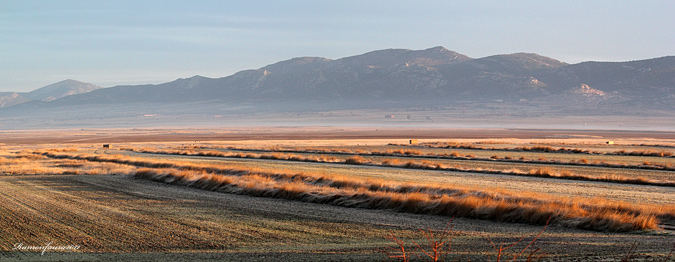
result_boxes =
[24,79,102,101]
[60,79,79,83]
[337,47,471,68]
[262,57,332,72]
[424,46,451,53]
[473,53,567,71]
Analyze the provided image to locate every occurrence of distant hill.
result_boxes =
[0,80,101,108]
[23,79,102,101]
[1,47,673,128]
[0,92,29,108]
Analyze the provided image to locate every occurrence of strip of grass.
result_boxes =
[119,147,675,188]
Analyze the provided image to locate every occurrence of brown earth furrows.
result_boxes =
[0,174,673,260]
[3,128,675,260]
[0,175,238,253]
[1,172,674,260]
[32,150,675,232]
[0,174,417,254]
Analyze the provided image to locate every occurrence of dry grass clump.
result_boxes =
[476,141,503,145]
[522,146,556,152]
[345,156,368,165]
[517,146,592,155]
[402,160,443,170]
[382,158,403,166]
[420,142,478,150]
[385,149,423,156]
[42,147,80,152]
[1,151,135,175]
[615,149,674,157]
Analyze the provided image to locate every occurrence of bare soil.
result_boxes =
[1,127,674,261]
[1,174,673,261]
[2,126,674,145]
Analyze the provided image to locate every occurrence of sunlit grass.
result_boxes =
[121,147,675,187]
[34,149,675,232]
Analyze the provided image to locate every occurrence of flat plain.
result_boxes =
[1,127,674,261]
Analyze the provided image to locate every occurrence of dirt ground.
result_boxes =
[2,126,674,145]
[1,127,674,261]
[1,174,673,261]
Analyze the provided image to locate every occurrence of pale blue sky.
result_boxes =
[1,0,673,92]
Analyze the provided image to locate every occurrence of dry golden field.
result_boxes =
[0,127,674,261]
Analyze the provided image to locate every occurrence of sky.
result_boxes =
[1,0,673,92]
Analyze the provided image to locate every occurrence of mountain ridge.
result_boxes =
[0,79,102,108]
[3,47,673,115]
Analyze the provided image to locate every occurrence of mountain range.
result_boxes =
[1,46,673,128]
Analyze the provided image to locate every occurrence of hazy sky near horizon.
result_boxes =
[1,0,673,92]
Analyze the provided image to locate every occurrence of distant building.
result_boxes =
[385,115,395,119]
[606,141,614,145]
[409,139,418,145]
[103,144,110,149]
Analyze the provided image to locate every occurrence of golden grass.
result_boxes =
[526,168,659,186]
[615,149,674,157]
[1,151,135,175]
[200,145,675,170]
[34,150,675,232]
[345,155,367,164]
[121,147,675,187]
[133,167,667,232]
[420,142,675,158]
